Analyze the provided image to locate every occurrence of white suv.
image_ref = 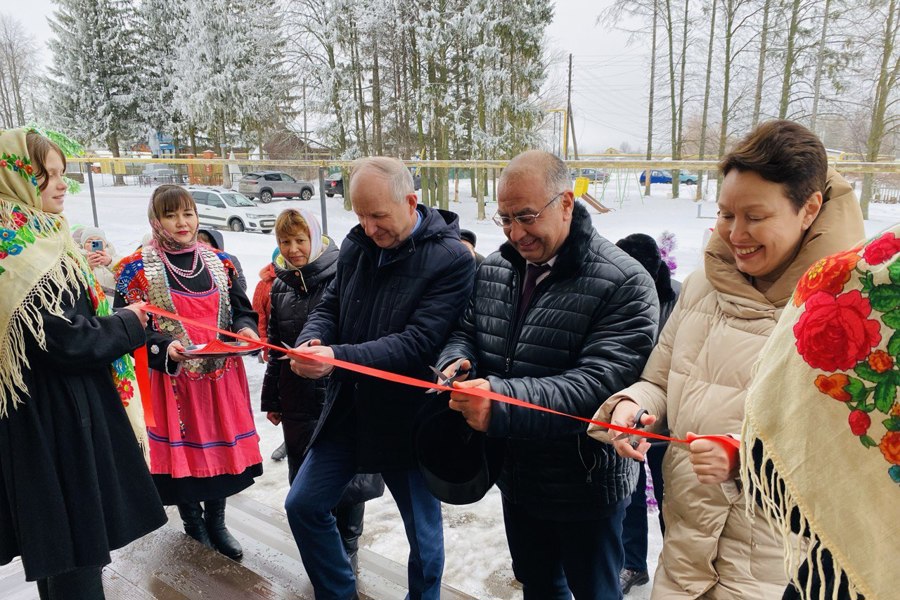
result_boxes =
[187,187,276,234]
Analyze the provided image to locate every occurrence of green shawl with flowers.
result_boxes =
[742,225,900,600]
[0,128,148,456]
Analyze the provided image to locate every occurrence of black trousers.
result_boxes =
[37,567,104,600]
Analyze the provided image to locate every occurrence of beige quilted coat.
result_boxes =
[589,170,865,599]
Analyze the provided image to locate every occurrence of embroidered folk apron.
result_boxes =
[147,288,261,478]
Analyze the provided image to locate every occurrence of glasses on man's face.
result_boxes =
[492,192,563,228]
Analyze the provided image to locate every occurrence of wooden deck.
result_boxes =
[0,494,475,600]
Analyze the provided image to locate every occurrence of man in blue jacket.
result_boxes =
[438,150,659,599]
[284,156,475,600]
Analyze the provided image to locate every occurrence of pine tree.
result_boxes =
[47,0,142,166]
[136,0,188,152]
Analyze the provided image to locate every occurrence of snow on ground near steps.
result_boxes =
[60,182,899,599]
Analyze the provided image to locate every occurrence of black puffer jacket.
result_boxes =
[438,203,659,513]
[260,239,339,456]
[300,206,475,471]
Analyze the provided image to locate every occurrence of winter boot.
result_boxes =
[176,502,213,548]
[335,501,365,574]
[204,498,243,561]
[271,442,288,461]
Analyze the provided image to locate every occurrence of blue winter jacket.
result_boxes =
[298,205,475,471]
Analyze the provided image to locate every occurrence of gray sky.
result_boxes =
[16,0,650,153]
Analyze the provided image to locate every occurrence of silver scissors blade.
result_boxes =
[277,341,295,360]
[426,364,467,394]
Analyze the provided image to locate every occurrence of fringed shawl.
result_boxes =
[742,225,900,600]
[0,128,148,457]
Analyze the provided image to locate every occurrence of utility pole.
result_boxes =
[303,79,309,160]
[566,54,579,162]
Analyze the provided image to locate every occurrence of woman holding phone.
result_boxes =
[73,226,119,295]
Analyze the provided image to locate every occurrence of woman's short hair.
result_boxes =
[25,132,66,192]
[719,120,828,213]
[274,208,310,239]
[148,184,195,220]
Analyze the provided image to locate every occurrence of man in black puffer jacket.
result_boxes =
[438,150,659,600]
[284,157,475,600]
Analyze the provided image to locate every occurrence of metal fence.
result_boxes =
[66,156,900,233]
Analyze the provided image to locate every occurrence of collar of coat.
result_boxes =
[346,205,462,266]
[499,201,594,280]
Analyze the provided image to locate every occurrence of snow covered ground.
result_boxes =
[60,175,899,599]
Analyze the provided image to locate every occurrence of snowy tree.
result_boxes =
[0,14,40,128]
[174,0,292,156]
[136,0,188,152]
[46,0,142,165]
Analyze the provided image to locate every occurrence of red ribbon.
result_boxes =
[142,304,741,451]
[132,345,155,427]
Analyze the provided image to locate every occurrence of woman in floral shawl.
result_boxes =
[0,128,165,599]
[742,225,900,600]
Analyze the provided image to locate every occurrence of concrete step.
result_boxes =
[0,493,476,600]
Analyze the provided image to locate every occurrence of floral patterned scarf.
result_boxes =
[0,128,148,457]
[742,225,900,600]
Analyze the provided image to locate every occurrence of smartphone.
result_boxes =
[90,239,105,252]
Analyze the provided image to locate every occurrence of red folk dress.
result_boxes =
[116,244,262,503]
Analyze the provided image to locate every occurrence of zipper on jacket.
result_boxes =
[503,268,522,374]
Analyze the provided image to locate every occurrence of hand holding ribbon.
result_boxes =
[141,304,739,452]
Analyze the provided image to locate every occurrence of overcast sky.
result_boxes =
[16,0,651,153]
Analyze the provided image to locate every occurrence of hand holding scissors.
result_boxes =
[427,358,471,394]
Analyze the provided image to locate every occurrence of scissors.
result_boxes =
[612,408,649,449]
[426,364,469,394]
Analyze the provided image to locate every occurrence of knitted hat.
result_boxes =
[459,229,477,247]
[616,233,676,302]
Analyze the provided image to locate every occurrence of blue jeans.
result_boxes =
[502,497,627,600]
[622,441,667,572]
[285,439,444,600]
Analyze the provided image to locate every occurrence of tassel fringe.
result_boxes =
[741,418,863,600]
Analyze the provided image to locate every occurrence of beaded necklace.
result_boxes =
[158,245,202,279]
[161,251,215,296]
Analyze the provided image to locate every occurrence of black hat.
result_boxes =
[616,233,676,303]
[459,229,477,247]
[415,399,504,505]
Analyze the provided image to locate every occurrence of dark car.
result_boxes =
[324,173,344,197]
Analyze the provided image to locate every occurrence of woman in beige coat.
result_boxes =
[588,120,866,599]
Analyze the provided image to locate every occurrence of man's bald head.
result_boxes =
[499,150,570,198]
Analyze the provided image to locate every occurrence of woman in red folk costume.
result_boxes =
[115,184,262,561]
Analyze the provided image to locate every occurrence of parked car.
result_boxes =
[187,187,276,233]
[238,171,315,203]
[140,164,182,185]
[324,172,344,197]
[638,169,698,185]
[572,168,610,184]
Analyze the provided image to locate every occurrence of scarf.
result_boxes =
[0,129,148,456]
[741,225,900,600]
